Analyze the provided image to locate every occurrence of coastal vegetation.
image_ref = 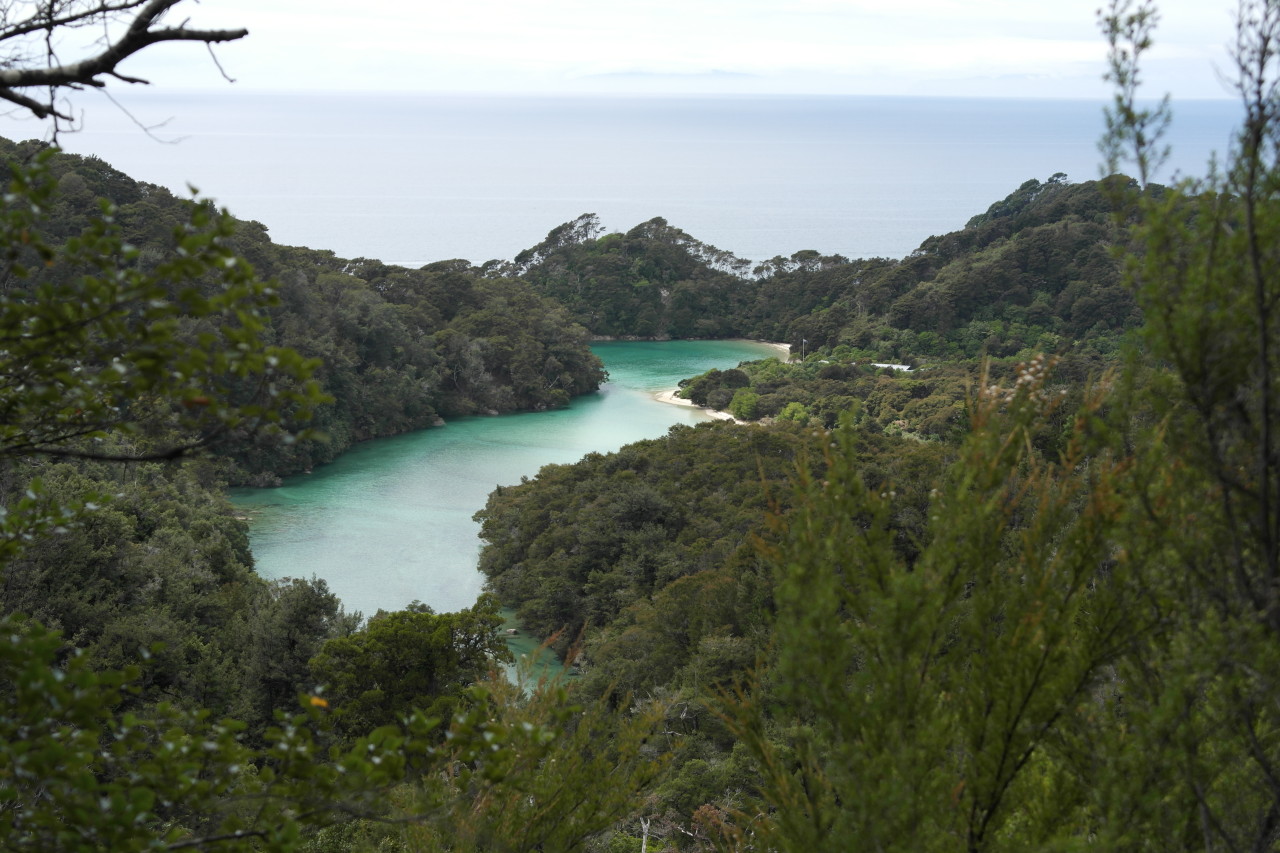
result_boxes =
[4,0,1280,850]
[502,173,1138,364]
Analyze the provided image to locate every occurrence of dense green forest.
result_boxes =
[0,136,607,486]
[6,0,1280,850]
[501,173,1137,362]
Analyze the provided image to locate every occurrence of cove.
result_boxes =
[230,340,782,618]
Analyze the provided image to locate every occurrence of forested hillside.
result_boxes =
[7,0,1280,846]
[0,127,622,799]
[504,173,1141,365]
[0,137,607,485]
[0,131,618,846]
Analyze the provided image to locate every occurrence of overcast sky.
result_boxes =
[103,0,1241,99]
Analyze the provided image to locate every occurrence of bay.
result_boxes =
[229,340,782,617]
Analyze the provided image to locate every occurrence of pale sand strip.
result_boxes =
[760,341,793,359]
[653,389,736,421]
[651,340,791,420]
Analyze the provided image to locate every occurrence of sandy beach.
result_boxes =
[653,389,736,420]
[651,340,790,420]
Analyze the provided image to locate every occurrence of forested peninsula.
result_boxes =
[7,15,1280,846]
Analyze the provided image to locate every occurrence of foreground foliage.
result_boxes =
[706,3,1280,849]
[1,611,664,852]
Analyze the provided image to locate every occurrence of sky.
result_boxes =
[97,0,1241,100]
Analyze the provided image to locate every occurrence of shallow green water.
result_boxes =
[230,340,780,618]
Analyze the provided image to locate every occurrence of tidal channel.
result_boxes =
[229,340,781,619]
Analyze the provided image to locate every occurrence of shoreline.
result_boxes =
[651,339,790,420]
[653,389,736,420]
[591,336,792,360]
[758,340,793,359]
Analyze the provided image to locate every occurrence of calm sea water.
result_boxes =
[41,92,1240,267]
[229,340,780,617]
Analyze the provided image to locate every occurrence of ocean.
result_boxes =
[23,91,1241,269]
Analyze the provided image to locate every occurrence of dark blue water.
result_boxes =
[48,92,1240,267]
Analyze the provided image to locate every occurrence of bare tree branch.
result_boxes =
[0,0,247,120]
